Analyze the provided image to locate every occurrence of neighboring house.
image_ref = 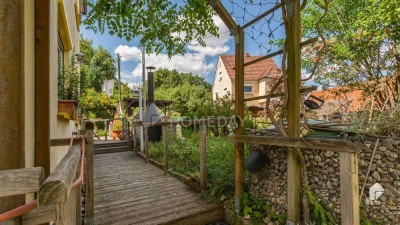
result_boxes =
[1,0,85,216]
[308,87,365,120]
[212,54,281,107]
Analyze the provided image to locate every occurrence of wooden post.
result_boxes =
[163,125,169,174]
[199,125,207,191]
[105,121,108,141]
[0,0,25,222]
[85,122,94,225]
[234,26,245,211]
[56,203,66,225]
[133,124,137,151]
[35,0,51,177]
[75,157,82,225]
[145,127,149,162]
[340,152,360,225]
[286,0,302,223]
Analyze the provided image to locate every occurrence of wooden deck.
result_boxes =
[94,151,224,225]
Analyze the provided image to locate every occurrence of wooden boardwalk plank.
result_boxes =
[94,151,223,225]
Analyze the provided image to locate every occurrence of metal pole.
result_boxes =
[117,53,122,115]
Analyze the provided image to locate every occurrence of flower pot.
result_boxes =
[112,130,122,140]
[58,100,78,120]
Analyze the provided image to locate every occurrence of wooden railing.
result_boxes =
[0,123,94,225]
[129,117,237,191]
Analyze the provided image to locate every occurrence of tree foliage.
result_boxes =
[80,36,117,93]
[80,88,117,118]
[83,0,218,57]
[152,68,212,116]
[302,0,400,108]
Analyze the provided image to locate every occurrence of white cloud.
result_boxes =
[113,16,232,84]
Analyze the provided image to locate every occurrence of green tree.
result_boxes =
[112,81,133,113]
[302,0,400,108]
[83,0,218,57]
[152,68,211,116]
[80,36,117,93]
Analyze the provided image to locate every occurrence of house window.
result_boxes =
[58,32,64,98]
[215,92,218,98]
[219,77,222,82]
[224,88,227,91]
[244,85,253,93]
[219,71,222,74]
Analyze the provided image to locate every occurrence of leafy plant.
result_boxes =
[241,192,286,225]
[304,188,338,225]
[58,50,80,101]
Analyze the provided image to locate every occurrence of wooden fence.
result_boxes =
[129,117,237,191]
[0,123,95,225]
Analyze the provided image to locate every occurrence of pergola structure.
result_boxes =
[123,98,174,117]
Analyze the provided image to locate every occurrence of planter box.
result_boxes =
[112,130,122,140]
[58,100,78,120]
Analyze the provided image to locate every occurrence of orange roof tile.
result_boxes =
[310,87,367,115]
[220,54,281,81]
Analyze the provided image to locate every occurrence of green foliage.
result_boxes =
[59,51,80,101]
[149,128,243,200]
[84,0,218,57]
[80,36,117,93]
[153,69,212,116]
[96,129,107,137]
[80,88,117,118]
[241,193,286,225]
[347,105,400,137]
[304,188,338,225]
[302,0,400,104]
[112,120,122,131]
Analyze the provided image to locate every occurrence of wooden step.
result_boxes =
[94,146,130,154]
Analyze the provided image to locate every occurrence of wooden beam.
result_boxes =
[22,205,56,225]
[208,0,238,35]
[286,0,302,222]
[39,146,81,206]
[35,0,51,176]
[0,0,25,221]
[0,167,45,198]
[241,37,318,68]
[234,26,245,211]
[340,152,360,225]
[227,135,358,153]
[243,3,282,29]
[243,86,317,102]
[132,117,237,127]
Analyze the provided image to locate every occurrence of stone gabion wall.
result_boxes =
[249,137,400,224]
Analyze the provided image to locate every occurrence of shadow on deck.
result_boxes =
[94,151,224,225]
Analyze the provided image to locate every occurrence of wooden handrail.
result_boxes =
[50,137,83,147]
[39,146,81,206]
[0,167,45,198]
[227,134,358,153]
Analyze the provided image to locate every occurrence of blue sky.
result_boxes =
[80,1,288,86]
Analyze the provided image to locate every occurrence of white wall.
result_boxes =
[212,57,233,100]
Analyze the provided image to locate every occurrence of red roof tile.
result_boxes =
[220,54,281,81]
